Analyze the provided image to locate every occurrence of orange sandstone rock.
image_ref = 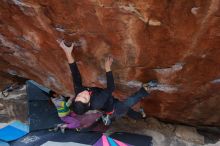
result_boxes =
[0,0,220,126]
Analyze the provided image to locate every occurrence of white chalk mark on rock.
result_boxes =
[11,0,31,8]
[55,27,65,32]
[22,31,41,50]
[191,7,200,15]
[11,0,35,16]
[114,80,141,88]
[54,24,66,32]
[148,19,161,26]
[126,80,143,88]
[7,69,17,76]
[184,0,220,58]
[0,34,39,67]
[0,34,17,49]
[119,4,148,23]
[120,80,178,93]
[154,63,184,75]
[211,78,220,84]
[154,84,178,93]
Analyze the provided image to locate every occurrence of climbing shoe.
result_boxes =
[143,80,158,91]
[102,114,112,126]
[139,108,146,119]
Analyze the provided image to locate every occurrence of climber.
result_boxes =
[60,40,158,125]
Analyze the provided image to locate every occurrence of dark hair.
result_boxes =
[49,90,56,98]
[72,101,89,115]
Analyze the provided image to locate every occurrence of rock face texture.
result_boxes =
[0,0,220,126]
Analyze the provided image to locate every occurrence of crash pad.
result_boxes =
[41,141,90,146]
[0,141,10,146]
[26,80,102,131]
[10,130,102,146]
[110,132,153,146]
[26,80,50,101]
[0,121,29,142]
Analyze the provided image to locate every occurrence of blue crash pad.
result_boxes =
[0,121,29,142]
[0,141,10,146]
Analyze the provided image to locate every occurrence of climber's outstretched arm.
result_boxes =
[105,56,115,93]
[59,40,84,94]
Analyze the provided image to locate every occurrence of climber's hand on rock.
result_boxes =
[105,56,113,72]
[60,40,74,55]
[60,40,75,63]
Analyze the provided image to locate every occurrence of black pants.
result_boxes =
[113,87,149,118]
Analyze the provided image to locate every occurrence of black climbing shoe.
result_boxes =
[143,80,158,91]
